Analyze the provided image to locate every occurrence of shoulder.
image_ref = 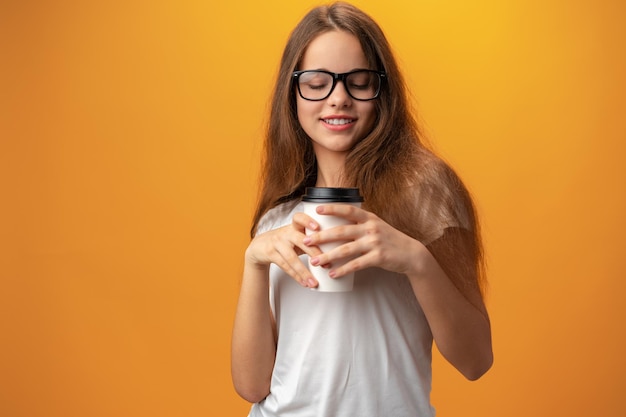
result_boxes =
[256,200,301,236]
[408,150,476,242]
[413,148,463,187]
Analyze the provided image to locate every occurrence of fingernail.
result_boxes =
[309,222,318,230]
[307,278,317,288]
[310,257,320,266]
[329,270,337,279]
[303,237,312,245]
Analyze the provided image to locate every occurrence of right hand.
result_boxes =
[245,212,323,288]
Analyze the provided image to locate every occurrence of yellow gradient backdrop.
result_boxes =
[1,1,624,416]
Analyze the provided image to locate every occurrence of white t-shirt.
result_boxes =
[248,201,436,417]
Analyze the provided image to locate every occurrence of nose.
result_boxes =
[327,80,351,107]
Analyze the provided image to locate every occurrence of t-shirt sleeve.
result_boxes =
[410,161,475,245]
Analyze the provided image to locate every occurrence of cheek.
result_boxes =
[360,104,378,131]
[296,103,306,129]
[296,100,318,126]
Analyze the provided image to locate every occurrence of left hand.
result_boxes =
[302,204,424,278]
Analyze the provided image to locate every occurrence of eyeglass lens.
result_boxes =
[297,71,381,101]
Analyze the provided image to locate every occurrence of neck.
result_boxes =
[315,152,347,187]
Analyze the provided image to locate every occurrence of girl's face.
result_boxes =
[296,30,377,165]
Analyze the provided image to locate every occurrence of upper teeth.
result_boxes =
[324,118,353,125]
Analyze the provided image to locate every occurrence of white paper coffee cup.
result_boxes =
[301,187,364,292]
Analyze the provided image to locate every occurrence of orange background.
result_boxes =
[1,1,624,416]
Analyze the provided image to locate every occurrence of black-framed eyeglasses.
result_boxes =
[292,69,386,101]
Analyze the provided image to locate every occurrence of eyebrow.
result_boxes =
[299,67,371,73]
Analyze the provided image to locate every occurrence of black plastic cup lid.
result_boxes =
[301,187,364,203]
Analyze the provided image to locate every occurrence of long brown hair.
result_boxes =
[251,2,486,294]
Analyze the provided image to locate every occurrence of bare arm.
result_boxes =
[231,214,323,403]
[231,262,276,403]
[406,236,492,380]
[304,204,493,380]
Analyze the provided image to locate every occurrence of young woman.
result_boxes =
[231,2,493,416]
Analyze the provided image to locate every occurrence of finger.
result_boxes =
[310,240,360,268]
[274,243,318,287]
[329,251,377,279]
[286,231,326,282]
[305,223,361,247]
[315,204,368,222]
[287,228,324,258]
[300,243,324,259]
[293,212,320,232]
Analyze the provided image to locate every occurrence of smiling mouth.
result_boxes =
[322,118,354,125]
